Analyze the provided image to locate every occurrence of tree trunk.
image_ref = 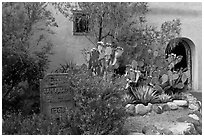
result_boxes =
[98,18,103,41]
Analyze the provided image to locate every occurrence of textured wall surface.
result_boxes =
[147,2,202,91]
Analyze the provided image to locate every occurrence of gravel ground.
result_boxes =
[124,107,192,133]
[124,92,202,134]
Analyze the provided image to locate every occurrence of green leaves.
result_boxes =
[174,83,184,89]
[172,73,179,80]
[161,74,168,84]
[68,72,128,134]
[182,70,190,83]
[131,60,138,69]
[2,3,56,114]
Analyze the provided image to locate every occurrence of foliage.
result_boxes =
[67,70,128,135]
[53,59,77,73]
[53,2,148,42]
[3,69,128,135]
[128,85,160,105]
[2,112,73,135]
[158,94,172,103]
[2,2,57,114]
[171,92,185,100]
[131,51,190,96]
[122,93,136,105]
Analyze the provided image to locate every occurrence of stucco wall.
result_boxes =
[146,2,202,91]
[47,6,95,73]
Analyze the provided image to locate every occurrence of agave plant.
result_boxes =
[128,85,160,105]
[122,93,136,104]
[158,93,172,103]
[171,92,184,100]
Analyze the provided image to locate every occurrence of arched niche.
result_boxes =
[165,37,195,90]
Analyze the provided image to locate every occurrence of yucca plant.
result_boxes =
[158,93,172,103]
[128,85,160,105]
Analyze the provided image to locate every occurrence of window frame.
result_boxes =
[72,10,89,35]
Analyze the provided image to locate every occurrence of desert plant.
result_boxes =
[122,93,136,105]
[128,85,160,105]
[158,93,172,103]
[134,53,190,95]
[171,92,185,100]
[53,60,77,73]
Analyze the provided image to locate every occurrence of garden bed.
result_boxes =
[124,92,202,135]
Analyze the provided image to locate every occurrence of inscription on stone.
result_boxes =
[40,73,74,119]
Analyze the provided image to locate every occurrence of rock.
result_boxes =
[184,93,197,102]
[183,123,198,135]
[152,105,163,114]
[188,114,199,121]
[125,104,135,115]
[162,104,171,111]
[135,104,149,116]
[129,132,144,135]
[166,102,178,110]
[142,125,160,135]
[176,116,200,127]
[188,103,200,111]
[173,100,188,107]
[188,111,202,123]
[168,122,197,135]
[194,125,202,135]
[158,128,173,135]
[147,103,153,112]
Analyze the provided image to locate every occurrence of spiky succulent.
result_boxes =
[122,93,136,104]
[158,94,172,103]
[128,85,160,105]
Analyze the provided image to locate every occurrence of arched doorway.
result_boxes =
[165,37,195,90]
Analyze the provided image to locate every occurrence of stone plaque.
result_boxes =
[40,73,74,119]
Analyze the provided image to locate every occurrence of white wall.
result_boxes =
[146,2,202,91]
[46,6,95,73]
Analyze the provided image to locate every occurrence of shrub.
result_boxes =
[68,70,128,135]
[2,3,56,115]
[2,112,73,135]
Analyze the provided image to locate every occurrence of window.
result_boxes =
[73,11,89,35]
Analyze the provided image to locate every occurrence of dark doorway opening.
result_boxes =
[170,42,187,71]
[165,38,193,90]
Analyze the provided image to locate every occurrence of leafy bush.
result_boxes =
[2,112,73,135]
[3,70,128,135]
[67,70,128,135]
[128,85,160,105]
[2,2,57,115]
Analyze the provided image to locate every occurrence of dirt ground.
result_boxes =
[124,107,193,133]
